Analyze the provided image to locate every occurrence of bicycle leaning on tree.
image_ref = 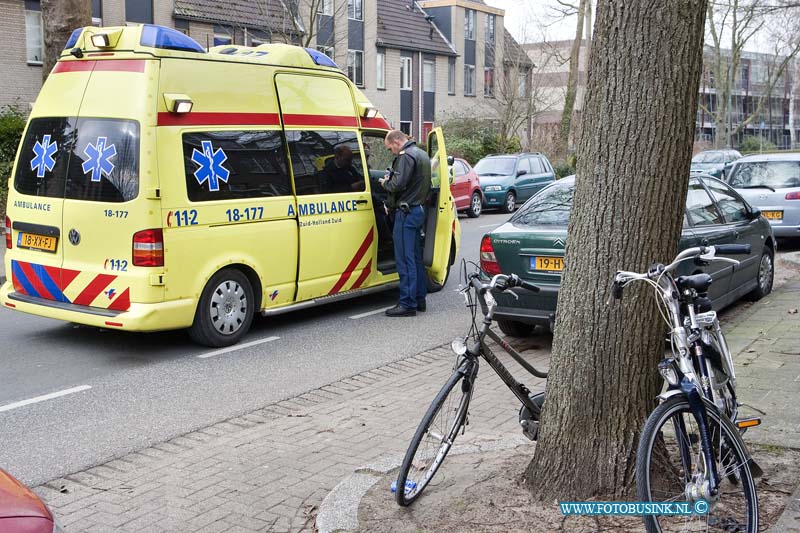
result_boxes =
[612,244,763,533]
[394,262,548,506]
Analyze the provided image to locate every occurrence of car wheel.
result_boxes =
[189,268,255,347]
[466,192,482,218]
[501,191,516,214]
[498,320,535,337]
[746,247,774,301]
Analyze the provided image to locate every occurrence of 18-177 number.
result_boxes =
[226,207,264,222]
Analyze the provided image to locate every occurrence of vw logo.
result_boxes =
[68,229,81,246]
[553,238,565,248]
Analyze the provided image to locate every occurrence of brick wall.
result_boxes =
[0,0,46,110]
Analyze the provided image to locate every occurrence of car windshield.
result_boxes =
[692,152,724,164]
[728,161,800,189]
[511,180,573,226]
[474,157,516,176]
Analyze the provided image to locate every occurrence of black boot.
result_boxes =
[385,305,416,317]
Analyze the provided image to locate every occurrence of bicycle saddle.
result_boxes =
[676,273,713,293]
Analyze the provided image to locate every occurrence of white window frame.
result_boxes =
[377,50,386,90]
[347,49,364,87]
[318,0,333,15]
[400,121,412,135]
[318,45,334,59]
[464,64,475,96]
[423,60,435,92]
[485,14,495,43]
[484,66,494,97]
[347,0,363,20]
[518,68,527,98]
[448,59,455,95]
[401,57,412,90]
[25,9,44,65]
[465,9,475,41]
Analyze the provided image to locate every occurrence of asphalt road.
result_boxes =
[0,212,511,485]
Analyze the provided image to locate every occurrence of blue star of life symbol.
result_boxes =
[82,137,117,182]
[191,140,230,192]
[30,134,58,178]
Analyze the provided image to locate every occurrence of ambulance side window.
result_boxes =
[182,130,291,202]
[284,130,366,195]
[14,117,72,199]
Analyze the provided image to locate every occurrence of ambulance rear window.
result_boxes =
[182,130,292,202]
[15,117,140,203]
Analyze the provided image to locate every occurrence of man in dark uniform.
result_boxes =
[380,130,431,317]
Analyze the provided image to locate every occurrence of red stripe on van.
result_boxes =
[328,229,374,295]
[360,117,390,130]
[73,274,117,306]
[108,288,131,311]
[350,259,373,290]
[52,59,146,73]
[17,261,56,301]
[157,112,281,127]
[282,114,359,128]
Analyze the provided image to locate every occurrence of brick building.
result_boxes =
[2,0,532,145]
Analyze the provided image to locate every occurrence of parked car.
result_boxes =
[480,174,776,336]
[724,152,800,238]
[474,153,556,214]
[0,467,62,532]
[450,158,484,218]
[690,149,742,179]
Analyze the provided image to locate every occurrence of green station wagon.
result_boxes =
[480,175,776,336]
[475,153,555,213]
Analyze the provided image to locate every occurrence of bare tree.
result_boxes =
[526,0,707,501]
[41,0,92,82]
[558,0,589,155]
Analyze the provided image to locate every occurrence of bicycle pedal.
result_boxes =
[735,417,761,430]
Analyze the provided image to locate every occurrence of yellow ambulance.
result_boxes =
[1,25,459,347]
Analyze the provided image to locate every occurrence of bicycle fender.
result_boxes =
[680,377,721,497]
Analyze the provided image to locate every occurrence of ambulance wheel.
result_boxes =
[189,268,255,347]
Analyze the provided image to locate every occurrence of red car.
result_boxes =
[0,468,61,532]
[451,158,484,218]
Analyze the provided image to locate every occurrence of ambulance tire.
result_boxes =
[189,268,255,348]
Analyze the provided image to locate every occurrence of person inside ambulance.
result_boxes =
[317,145,364,193]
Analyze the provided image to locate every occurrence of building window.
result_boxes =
[174,19,190,35]
[485,14,495,44]
[400,122,412,135]
[317,45,334,59]
[318,0,333,15]
[125,0,153,24]
[348,0,363,20]
[25,8,43,64]
[401,57,412,90]
[484,67,494,97]
[213,25,233,46]
[347,50,364,87]
[377,51,385,90]
[92,0,102,25]
[464,65,475,96]
[246,28,269,46]
[423,60,435,92]
[518,68,527,98]
[465,9,476,41]
[448,57,455,95]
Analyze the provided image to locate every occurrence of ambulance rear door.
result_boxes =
[424,127,456,286]
[58,58,162,314]
[275,73,377,301]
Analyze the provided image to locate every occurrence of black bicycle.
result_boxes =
[395,264,548,506]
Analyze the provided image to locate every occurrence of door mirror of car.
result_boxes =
[749,207,761,219]
[447,155,454,166]
[517,169,528,176]
[449,166,455,184]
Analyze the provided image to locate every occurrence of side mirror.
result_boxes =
[447,155,454,166]
[449,166,455,184]
[517,169,527,176]
[749,207,761,219]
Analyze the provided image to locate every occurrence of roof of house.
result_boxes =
[174,0,300,34]
[503,29,533,68]
[377,0,458,56]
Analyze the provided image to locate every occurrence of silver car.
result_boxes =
[726,152,800,238]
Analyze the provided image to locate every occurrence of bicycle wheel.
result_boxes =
[395,367,473,506]
[636,396,758,533]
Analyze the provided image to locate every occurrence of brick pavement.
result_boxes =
[35,337,549,532]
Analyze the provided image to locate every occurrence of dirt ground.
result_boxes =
[357,443,800,532]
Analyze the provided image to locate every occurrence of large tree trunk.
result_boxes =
[558,0,587,156]
[526,0,707,501]
[41,0,92,82]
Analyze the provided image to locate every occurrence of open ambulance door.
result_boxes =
[423,127,456,290]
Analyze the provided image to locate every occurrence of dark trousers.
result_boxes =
[393,206,427,309]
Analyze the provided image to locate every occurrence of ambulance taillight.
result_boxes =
[4,216,10,250]
[132,229,164,267]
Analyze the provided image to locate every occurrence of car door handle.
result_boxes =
[355,199,368,205]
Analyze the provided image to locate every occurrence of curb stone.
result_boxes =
[316,436,530,533]
[771,473,800,532]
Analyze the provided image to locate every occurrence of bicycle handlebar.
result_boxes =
[470,273,541,294]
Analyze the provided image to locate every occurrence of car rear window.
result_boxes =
[511,180,573,226]
[474,157,516,176]
[728,161,800,189]
[15,117,140,203]
[692,152,724,164]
